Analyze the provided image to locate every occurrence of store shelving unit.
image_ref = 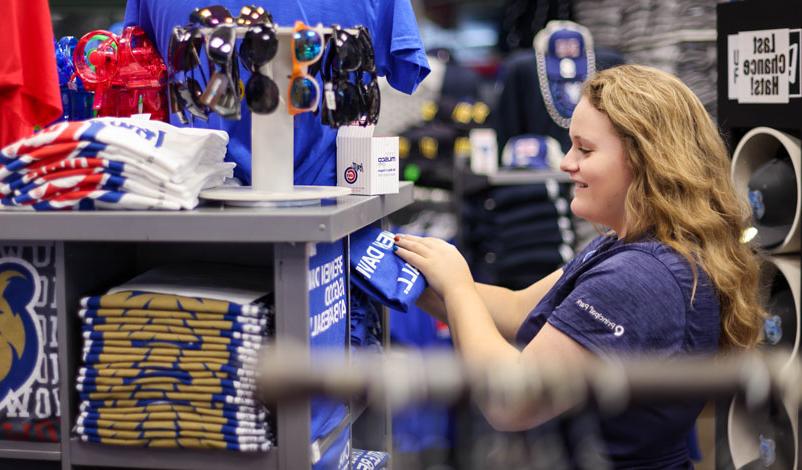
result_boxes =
[716,1,802,469]
[454,166,570,197]
[452,164,574,264]
[453,165,571,244]
[0,182,412,470]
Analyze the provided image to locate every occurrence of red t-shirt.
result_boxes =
[0,0,62,147]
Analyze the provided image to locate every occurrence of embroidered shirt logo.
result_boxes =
[575,298,625,337]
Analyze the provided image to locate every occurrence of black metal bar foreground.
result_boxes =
[256,341,801,415]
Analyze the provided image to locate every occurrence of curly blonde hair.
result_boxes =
[582,64,764,349]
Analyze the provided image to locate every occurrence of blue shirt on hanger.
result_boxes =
[123,0,430,185]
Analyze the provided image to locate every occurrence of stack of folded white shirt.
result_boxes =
[0,118,234,210]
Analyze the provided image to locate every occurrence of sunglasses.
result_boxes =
[167,26,211,123]
[318,25,380,127]
[288,21,324,115]
[170,79,210,123]
[354,26,379,125]
[190,5,235,27]
[319,25,363,127]
[200,23,242,119]
[169,6,284,120]
[240,22,279,114]
[236,4,272,26]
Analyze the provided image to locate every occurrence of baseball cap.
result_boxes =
[500,134,563,170]
[731,127,801,254]
[747,156,797,249]
[759,256,801,363]
[762,276,797,353]
[728,394,796,469]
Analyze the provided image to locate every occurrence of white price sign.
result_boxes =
[727,28,801,103]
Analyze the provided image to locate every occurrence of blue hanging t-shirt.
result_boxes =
[123,0,430,185]
[516,234,721,468]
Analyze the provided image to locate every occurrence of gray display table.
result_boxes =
[0,181,412,470]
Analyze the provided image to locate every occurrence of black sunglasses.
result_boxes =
[317,25,382,128]
[170,5,282,121]
[236,4,272,26]
[167,26,211,123]
[190,5,235,27]
[240,21,279,114]
[168,26,203,73]
[199,23,242,119]
[318,25,363,127]
[170,79,209,123]
[355,26,379,125]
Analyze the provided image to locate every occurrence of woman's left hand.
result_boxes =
[394,234,474,299]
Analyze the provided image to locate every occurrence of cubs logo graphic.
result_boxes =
[344,167,358,185]
[0,259,44,411]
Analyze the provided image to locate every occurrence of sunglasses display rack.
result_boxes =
[716,1,802,469]
[195,24,362,208]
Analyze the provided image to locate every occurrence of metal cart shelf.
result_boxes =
[0,182,413,470]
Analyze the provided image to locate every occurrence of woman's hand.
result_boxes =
[393,234,474,299]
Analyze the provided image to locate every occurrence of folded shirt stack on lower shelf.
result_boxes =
[74,264,275,451]
[350,287,383,354]
[0,117,234,210]
[351,448,390,469]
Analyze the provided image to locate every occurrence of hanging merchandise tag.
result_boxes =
[324,83,337,110]
[469,128,498,175]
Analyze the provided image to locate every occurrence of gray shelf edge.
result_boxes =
[0,182,413,243]
[486,170,571,185]
[0,441,60,461]
[69,438,277,470]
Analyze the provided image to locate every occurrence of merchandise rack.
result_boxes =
[0,181,412,470]
[452,164,572,253]
[716,1,802,469]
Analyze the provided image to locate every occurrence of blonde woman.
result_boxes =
[394,64,765,467]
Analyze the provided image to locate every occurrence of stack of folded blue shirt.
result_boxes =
[350,286,383,354]
[462,183,576,289]
[351,448,390,469]
[74,264,275,451]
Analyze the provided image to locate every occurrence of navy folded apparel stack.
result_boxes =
[350,286,383,354]
[74,264,275,451]
[352,448,390,469]
[462,182,576,289]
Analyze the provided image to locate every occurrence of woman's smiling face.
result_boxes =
[560,97,633,235]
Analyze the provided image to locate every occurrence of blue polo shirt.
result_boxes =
[516,234,721,468]
[124,0,430,185]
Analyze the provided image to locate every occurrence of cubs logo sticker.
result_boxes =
[344,167,358,184]
[0,258,44,411]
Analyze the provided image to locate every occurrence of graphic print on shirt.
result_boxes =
[0,245,60,442]
[0,258,44,410]
[575,298,625,337]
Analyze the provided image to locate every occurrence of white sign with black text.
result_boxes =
[728,28,801,103]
